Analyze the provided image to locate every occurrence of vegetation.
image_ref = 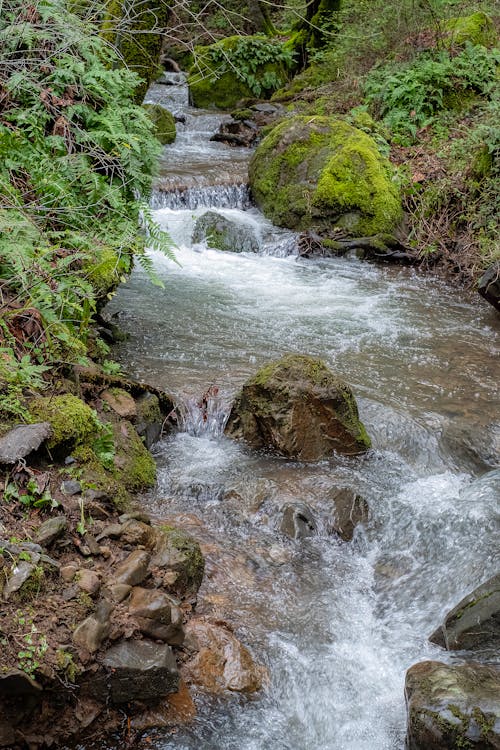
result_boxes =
[0,0,174,421]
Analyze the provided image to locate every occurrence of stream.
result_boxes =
[105,74,500,750]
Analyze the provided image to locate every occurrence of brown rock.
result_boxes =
[225,354,371,460]
[101,388,137,419]
[120,520,155,547]
[183,619,267,694]
[106,583,132,603]
[131,680,196,730]
[128,587,184,645]
[113,550,150,586]
[76,569,100,596]
[72,600,112,653]
[328,487,369,541]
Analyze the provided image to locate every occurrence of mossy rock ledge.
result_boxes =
[224,354,371,460]
[248,116,402,237]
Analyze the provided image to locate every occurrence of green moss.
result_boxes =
[443,12,497,49]
[83,246,129,299]
[29,395,99,450]
[142,103,176,145]
[249,115,402,236]
[73,420,156,510]
[188,35,291,109]
[16,566,45,602]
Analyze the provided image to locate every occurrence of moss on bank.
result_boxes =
[143,104,176,145]
[29,395,100,450]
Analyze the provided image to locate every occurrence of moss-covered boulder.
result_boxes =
[405,661,500,749]
[143,103,176,145]
[188,35,292,109]
[443,12,497,48]
[29,395,99,451]
[249,116,402,236]
[225,354,371,460]
[192,211,260,253]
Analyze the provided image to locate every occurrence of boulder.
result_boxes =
[192,211,260,253]
[443,12,497,48]
[429,573,500,652]
[225,354,371,460]
[188,35,290,109]
[95,640,179,703]
[0,423,52,464]
[280,502,316,540]
[210,119,258,148]
[405,661,500,749]
[249,116,402,237]
[128,587,184,645]
[28,395,98,451]
[151,526,205,597]
[183,619,267,694]
[72,600,112,653]
[142,103,176,145]
[113,550,151,586]
[328,487,369,541]
[101,388,137,420]
[478,264,500,312]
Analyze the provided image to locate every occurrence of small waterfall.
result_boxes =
[151,184,251,211]
[174,386,230,439]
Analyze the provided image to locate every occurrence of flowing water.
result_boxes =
[106,75,500,750]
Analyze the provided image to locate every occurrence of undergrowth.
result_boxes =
[0,0,176,421]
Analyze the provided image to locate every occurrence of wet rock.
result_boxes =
[429,573,500,652]
[211,119,258,148]
[61,480,82,496]
[101,388,137,420]
[113,550,151,586]
[151,527,204,596]
[72,600,112,653]
[119,511,151,525]
[35,516,67,547]
[192,211,260,254]
[96,640,179,703]
[225,354,371,460]
[130,680,196,730]
[280,503,316,540]
[0,669,42,698]
[3,562,35,599]
[128,587,185,645]
[328,487,369,541]
[76,569,101,596]
[405,660,500,749]
[0,423,52,464]
[478,264,500,312]
[135,392,163,448]
[184,619,267,694]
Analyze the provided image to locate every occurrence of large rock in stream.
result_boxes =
[225,354,371,460]
[249,116,402,237]
[406,661,500,749]
[429,573,500,653]
[192,211,260,253]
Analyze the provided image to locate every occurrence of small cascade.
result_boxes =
[174,386,230,439]
[144,72,189,112]
[151,183,251,211]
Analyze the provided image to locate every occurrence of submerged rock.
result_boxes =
[183,619,267,694]
[328,487,369,541]
[405,661,500,749]
[225,354,371,460]
[192,211,260,253]
[280,502,316,540]
[249,116,402,237]
[429,573,500,652]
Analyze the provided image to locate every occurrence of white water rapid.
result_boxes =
[105,75,500,750]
